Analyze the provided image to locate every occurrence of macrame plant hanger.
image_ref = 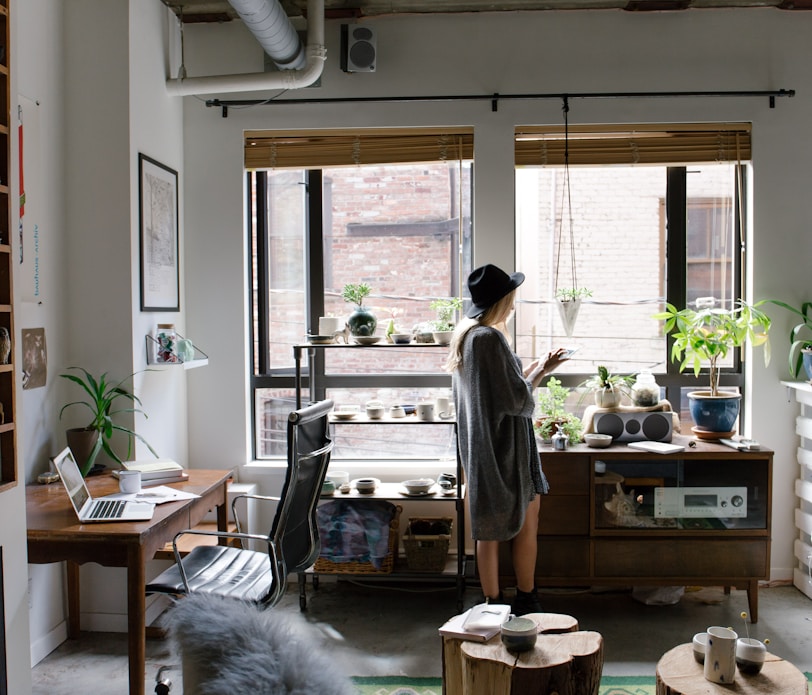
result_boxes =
[554,97,583,338]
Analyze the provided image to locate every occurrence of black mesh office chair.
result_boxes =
[146,399,334,607]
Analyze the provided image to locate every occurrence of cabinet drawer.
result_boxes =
[594,539,769,578]
[498,538,589,578]
[537,538,590,577]
[539,495,589,535]
[540,455,589,494]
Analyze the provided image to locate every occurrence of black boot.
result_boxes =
[512,587,542,615]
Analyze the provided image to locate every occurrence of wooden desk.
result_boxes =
[656,643,807,695]
[26,469,232,695]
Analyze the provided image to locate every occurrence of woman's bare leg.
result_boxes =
[512,495,540,592]
[477,540,500,599]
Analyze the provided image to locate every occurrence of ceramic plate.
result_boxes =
[353,336,382,345]
[398,488,437,498]
[332,412,359,420]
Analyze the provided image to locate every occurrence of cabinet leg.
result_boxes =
[747,580,759,623]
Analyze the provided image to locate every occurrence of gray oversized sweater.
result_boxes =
[452,325,547,541]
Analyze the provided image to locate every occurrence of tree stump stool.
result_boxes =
[656,643,808,695]
[442,613,604,695]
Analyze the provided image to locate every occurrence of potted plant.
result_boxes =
[556,287,592,337]
[579,365,633,409]
[534,376,584,445]
[60,367,159,476]
[764,300,812,380]
[342,282,377,337]
[653,298,772,433]
[429,297,462,345]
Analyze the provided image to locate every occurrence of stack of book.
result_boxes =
[113,459,188,486]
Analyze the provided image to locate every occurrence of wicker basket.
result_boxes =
[403,517,453,572]
[314,504,402,575]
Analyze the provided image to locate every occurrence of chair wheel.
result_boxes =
[155,680,171,695]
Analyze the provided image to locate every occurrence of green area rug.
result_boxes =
[352,673,812,694]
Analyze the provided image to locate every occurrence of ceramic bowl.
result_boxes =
[692,632,708,664]
[320,479,336,496]
[402,478,435,494]
[432,331,454,346]
[736,637,766,674]
[500,617,538,652]
[353,477,380,494]
[584,433,613,448]
[391,333,412,344]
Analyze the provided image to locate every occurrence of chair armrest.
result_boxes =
[230,493,281,534]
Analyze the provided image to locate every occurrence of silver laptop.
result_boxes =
[53,447,155,523]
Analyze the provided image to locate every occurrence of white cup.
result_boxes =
[318,317,342,335]
[119,470,141,494]
[435,396,451,418]
[416,402,435,421]
[326,470,350,486]
[704,626,737,684]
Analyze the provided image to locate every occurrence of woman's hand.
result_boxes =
[525,348,568,388]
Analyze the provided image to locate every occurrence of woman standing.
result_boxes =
[446,264,566,615]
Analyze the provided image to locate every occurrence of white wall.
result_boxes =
[181,8,812,586]
[8,0,812,686]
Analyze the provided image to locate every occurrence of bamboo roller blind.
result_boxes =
[244,128,474,169]
[515,123,751,166]
[244,124,749,169]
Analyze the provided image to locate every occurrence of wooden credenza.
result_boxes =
[498,435,773,621]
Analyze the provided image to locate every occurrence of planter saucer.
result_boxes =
[691,426,735,441]
[353,336,382,345]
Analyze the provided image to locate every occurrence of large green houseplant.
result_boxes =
[60,367,159,476]
[653,298,772,432]
[764,299,812,380]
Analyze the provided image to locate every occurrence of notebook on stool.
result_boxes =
[53,447,155,523]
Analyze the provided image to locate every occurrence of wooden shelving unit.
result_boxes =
[0,0,16,492]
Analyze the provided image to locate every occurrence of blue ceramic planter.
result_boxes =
[803,349,812,381]
[688,391,741,433]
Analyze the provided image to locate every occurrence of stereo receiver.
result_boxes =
[654,486,747,518]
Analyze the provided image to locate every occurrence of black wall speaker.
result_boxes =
[341,24,377,73]
[593,411,673,442]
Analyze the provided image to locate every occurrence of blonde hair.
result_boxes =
[444,290,516,373]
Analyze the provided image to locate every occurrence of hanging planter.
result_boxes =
[556,288,591,338]
[552,97,590,339]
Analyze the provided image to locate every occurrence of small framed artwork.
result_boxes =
[139,154,179,311]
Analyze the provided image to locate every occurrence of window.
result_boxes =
[514,124,751,422]
[248,129,473,459]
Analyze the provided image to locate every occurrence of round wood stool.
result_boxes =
[442,612,604,695]
[656,643,807,695]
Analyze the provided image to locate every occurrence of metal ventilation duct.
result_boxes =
[166,0,325,97]
[227,0,305,70]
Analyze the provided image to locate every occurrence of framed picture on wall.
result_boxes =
[139,154,179,312]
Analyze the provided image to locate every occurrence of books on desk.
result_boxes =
[113,459,189,486]
[439,603,511,642]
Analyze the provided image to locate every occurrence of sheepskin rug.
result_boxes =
[166,593,358,695]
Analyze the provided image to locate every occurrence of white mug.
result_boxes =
[416,402,435,421]
[119,470,141,494]
[318,316,342,336]
[704,626,737,684]
[435,396,451,418]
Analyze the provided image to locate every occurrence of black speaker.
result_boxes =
[341,24,376,73]
[593,411,673,442]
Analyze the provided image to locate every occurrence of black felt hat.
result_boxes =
[465,264,525,318]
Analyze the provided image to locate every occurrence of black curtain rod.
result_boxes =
[206,89,795,117]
